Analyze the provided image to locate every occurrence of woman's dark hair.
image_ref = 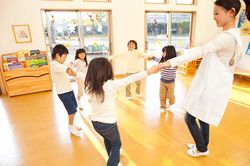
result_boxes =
[127,40,138,49]
[51,44,69,59]
[159,45,177,63]
[75,48,88,66]
[84,57,114,102]
[214,0,250,21]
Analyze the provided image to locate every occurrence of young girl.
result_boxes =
[159,0,250,157]
[148,46,177,113]
[50,44,82,136]
[110,40,149,100]
[84,58,159,166]
[72,48,88,110]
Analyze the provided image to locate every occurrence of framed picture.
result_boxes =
[12,25,32,43]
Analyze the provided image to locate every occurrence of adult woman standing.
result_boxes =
[159,0,250,157]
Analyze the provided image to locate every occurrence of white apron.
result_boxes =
[184,52,234,127]
[183,29,243,127]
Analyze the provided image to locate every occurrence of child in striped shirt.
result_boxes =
[148,45,177,113]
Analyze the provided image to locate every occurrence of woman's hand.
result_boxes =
[147,65,160,75]
[159,61,171,68]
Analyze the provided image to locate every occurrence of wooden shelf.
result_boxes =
[177,60,196,75]
[1,52,52,97]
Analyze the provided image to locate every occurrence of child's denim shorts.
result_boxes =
[58,91,77,115]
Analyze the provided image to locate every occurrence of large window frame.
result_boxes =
[145,11,195,53]
[41,10,112,62]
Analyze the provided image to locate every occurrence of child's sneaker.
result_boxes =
[68,125,81,136]
[77,102,83,110]
[126,96,132,100]
[187,148,209,157]
[160,107,166,113]
[187,143,196,149]
[166,104,173,111]
[136,93,142,98]
[74,124,82,130]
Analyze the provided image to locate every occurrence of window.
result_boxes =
[170,13,192,51]
[176,0,194,5]
[146,12,169,53]
[146,12,193,53]
[80,11,110,59]
[41,10,111,62]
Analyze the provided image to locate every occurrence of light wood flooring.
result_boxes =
[0,73,250,166]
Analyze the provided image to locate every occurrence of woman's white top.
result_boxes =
[51,61,72,94]
[88,71,148,123]
[168,28,242,126]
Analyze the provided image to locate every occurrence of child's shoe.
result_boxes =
[187,143,196,149]
[166,104,173,111]
[68,125,81,136]
[187,148,209,157]
[160,107,166,113]
[136,93,142,98]
[77,102,83,110]
[125,96,132,100]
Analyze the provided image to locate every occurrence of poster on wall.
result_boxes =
[246,41,250,55]
[234,10,250,75]
[237,10,250,36]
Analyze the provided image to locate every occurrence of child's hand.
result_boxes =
[67,68,76,77]
[159,61,171,68]
[146,56,153,61]
[147,65,160,75]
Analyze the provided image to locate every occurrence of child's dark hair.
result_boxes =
[159,45,177,63]
[84,57,114,102]
[51,44,69,59]
[214,0,250,21]
[75,48,88,66]
[127,40,138,49]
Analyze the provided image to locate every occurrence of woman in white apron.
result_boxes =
[159,0,250,157]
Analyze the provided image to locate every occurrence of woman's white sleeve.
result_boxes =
[109,71,148,91]
[168,32,234,67]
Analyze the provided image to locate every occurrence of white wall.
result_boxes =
[0,0,217,74]
[0,0,46,53]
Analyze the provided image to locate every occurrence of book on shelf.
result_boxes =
[2,50,48,71]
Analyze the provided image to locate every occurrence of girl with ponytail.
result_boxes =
[159,0,250,157]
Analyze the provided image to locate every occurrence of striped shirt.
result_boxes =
[152,56,176,83]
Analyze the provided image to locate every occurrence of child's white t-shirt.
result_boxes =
[51,60,72,94]
[88,71,148,123]
[73,59,88,73]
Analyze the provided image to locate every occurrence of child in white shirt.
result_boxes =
[72,48,88,110]
[50,44,82,136]
[84,57,159,166]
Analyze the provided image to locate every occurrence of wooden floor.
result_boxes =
[0,73,250,166]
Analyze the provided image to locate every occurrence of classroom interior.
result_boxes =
[0,0,250,166]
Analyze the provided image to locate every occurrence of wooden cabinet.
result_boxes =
[177,60,196,75]
[0,51,52,97]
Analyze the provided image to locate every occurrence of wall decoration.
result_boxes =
[237,11,250,36]
[246,41,250,56]
[12,25,32,43]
